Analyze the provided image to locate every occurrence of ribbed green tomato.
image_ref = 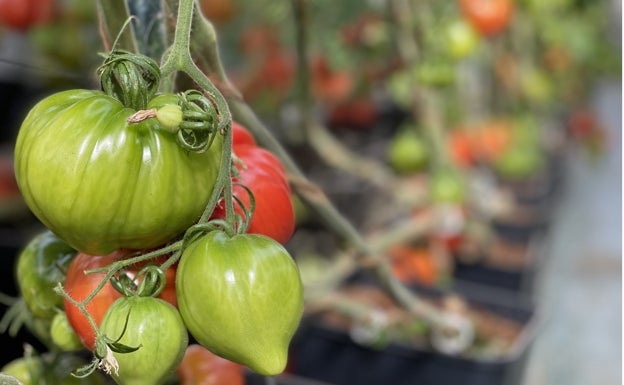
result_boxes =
[16,230,76,320]
[100,296,188,385]
[14,90,223,255]
[176,231,303,376]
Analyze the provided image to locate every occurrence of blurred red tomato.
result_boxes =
[178,344,245,385]
[0,0,55,30]
[459,0,514,37]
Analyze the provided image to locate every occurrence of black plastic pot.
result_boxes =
[246,371,335,385]
[452,232,545,297]
[287,284,537,385]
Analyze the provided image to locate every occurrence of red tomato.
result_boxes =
[326,98,379,130]
[198,0,237,24]
[459,0,514,37]
[447,129,475,168]
[177,344,245,385]
[232,121,257,147]
[311,56,354,105]
[0,0,55,30]
[388,244,439,286]
[63,251,177,350]
[212,144,294,244]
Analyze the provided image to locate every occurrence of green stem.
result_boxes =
[96,0,138,52]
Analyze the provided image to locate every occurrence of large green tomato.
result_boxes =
[16,230,76,320]
[100,296,188,385]
[176,231,303,376]
[14,90,223,255]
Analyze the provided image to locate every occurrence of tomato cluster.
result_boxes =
[8,49,302,383]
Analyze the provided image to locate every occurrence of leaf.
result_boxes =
[108,341,142,354]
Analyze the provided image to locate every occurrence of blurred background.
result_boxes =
[0,0,621,384]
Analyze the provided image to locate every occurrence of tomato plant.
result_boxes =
[14,91,223,255]
[212,134,295,244]
[0,0,55,30]
[176,230,303,376]
[16,231,76,320]
[459,0,514,37]
[63,251,177,351]
[177,344,245,385]
[99,296,187,385]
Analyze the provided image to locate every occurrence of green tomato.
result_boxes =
[2,353,108,385]
[1,356,42,385]
[50,312,83,352]
[430,168,465,204]
[100,296,188,385]
[176,231,303,376]
[16,231,76,320]
[14,90,223,255]
[388,128,429,173]
[445,19,480,60]
[494,143,545,179]
[414,61,455,87]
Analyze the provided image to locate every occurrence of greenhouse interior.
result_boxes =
[0,1,621,385]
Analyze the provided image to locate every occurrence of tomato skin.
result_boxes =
[232,121,257,147]
[50,311,83,352]
[63,251,123,351]
[0,0,55,30]
[177,344,245,385]
[176,231,303,376]
[100,296,188,385]
[16,231,76,320]
[63,251,178,351]
[445,19,480,60]
[388,128,429,173]
[459,0,514,37]
[213,144,294,244]
[429,168,465,204]
[199,0,237,24]
[14,90,223,255]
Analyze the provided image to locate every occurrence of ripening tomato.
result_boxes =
[388,244,439,286]
[459,0,514,37]
[100,296,188,385]
[0,0,55,30]
[176,230,303,376]
[199,0,237,24]
[311,56,354,105]
[177,344,245,385]
[63,250,178,351]
[14,90,223,255]
[212,143,294,244]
